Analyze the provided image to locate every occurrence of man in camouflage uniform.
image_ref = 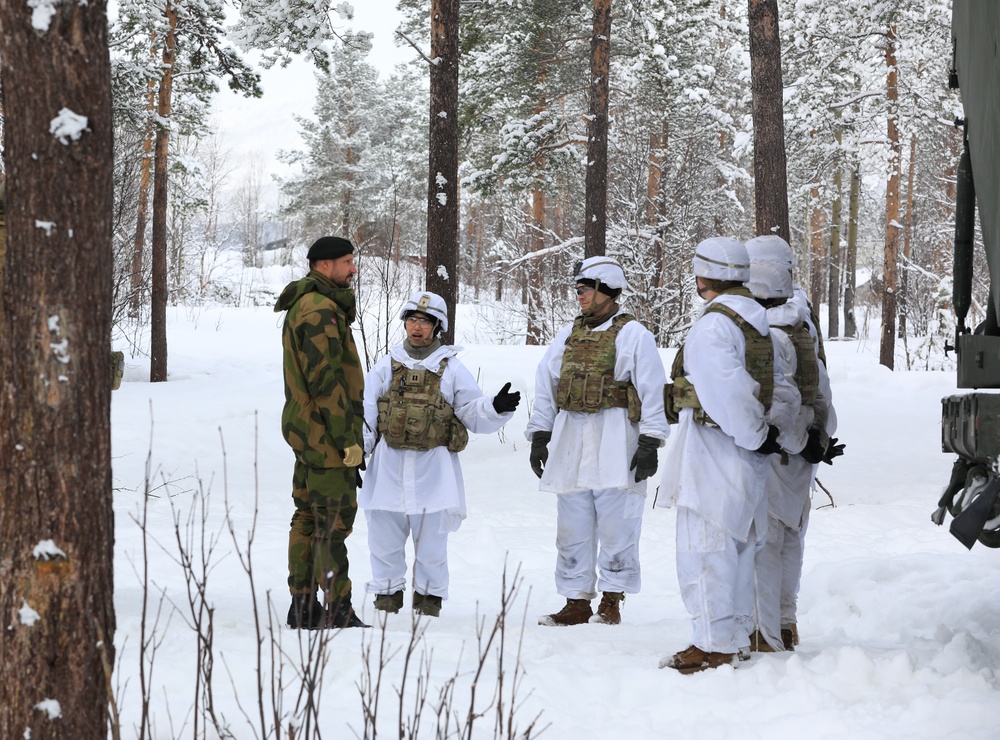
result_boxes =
[274,236,367,629]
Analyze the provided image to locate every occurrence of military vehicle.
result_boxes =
[934,1,1000,548]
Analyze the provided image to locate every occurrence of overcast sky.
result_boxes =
[212,1,411,210]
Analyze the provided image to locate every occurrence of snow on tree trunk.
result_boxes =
[0,0,116,736]
[584,0,611,259]
[427,0,459,344]
[880,23,902,370]
[150,1,177,382]
[748,0,790,242]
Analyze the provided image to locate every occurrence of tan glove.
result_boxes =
[342,444,363,467]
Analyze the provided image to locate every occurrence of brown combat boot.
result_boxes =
[589,592,624,625]
[781,623,799,650]
[413,592,443,617]
[659,645,737,674]
[749,629,778,652]
[373,590,404,614]
[538,598,593,626]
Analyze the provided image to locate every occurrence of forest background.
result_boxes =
[105,0,970,371]
[0,0,986,737]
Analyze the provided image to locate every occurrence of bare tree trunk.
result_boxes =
[426,0,459,343]
[470,201,483,300]
[648,125,667,343]
[584,0,611,258]
[844,164,860,338]
[748,0,790,242]
[0,1,116,737]
[129,41,157,318]
[828,127,843,339]
[809,188,826,307]
[879,23,901,369]
[130,133,153,317]
[899,132,917,338]
[150,1,177,382]
[526,183,546,345]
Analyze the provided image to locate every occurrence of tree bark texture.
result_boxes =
[829,160,843,338]
[584,0,611,258]
[844,165,860,338]
[526,183,546,345]
[426,0,459,344]
[0,1,116,737]
[150,1,177,382]
[648,127,667,343]
[899,132,917,338]
[129,42,157,318]
[130,127,154,318]
[880,24,901,369]
[748,0,790,243]
[809,188,826,306]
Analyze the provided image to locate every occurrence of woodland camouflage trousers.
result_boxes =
[287,461,357,603]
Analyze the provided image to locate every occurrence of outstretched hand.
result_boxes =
[493,382,521,414]
[823,437,845,465]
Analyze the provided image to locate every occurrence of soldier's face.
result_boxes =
[405,312,436,346]
[576,282,611,313]
[318,254,357,288]
[695,277,717,301]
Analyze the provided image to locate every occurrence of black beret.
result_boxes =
[307,236,354,262]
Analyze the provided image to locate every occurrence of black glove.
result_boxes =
[755,424,782,456]
[629,434,660,482]
[493,382,521,414]
[822,437,845,465]
[800,427,826,464]
[530,431,551,479]
[355,453,367,488]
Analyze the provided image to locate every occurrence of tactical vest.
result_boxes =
[376,357,469,452]
[665,293,774,426]
[777,322,819,406]
[555,313,641,422]
[807,300,828,367]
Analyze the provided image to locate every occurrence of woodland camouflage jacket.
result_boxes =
[274,271,364,468]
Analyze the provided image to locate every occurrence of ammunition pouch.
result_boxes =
[376,358,469,452]
[665,376,718,427]
[778,322,819,406]
[556,313,641,422]
[111,351,124,391]
[666,292,773,426]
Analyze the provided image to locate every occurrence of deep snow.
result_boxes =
[109,290,1000,739]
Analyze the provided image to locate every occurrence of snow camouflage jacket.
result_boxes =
[274,271,364,468]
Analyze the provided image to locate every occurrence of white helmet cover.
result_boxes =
[746,258,793,300]
[745,235,796,270]
[399,290,449,332]
[574,256,628,292]
[692,237,750,282]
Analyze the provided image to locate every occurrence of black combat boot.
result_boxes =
[327,599,370,628]
[286,593,327,630]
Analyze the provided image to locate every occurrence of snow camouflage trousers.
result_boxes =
[287,461,358,602]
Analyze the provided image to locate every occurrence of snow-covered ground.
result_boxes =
[110,297,1000,739]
